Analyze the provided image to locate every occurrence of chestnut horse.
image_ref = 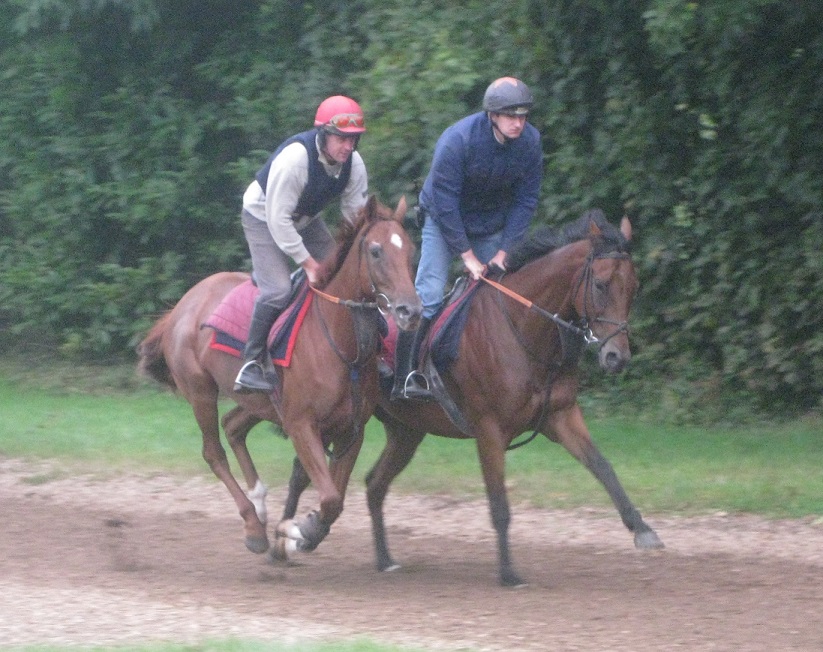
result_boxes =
[137,196,421,556]
[281,209,663,586]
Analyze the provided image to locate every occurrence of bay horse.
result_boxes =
[280,209,664,586]
[137,196,421,556]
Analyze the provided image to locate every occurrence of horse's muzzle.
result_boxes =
[599,345,630,373]
[391,301,422,332]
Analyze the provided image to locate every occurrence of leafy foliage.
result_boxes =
[0,0,821,416]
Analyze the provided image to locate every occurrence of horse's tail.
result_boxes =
[136,312,177,391]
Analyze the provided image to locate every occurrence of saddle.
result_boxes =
[382,274,483,434]
[201,273,311,368]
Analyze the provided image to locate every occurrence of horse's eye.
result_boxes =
[368,242,382,259]
[594,279,608,294]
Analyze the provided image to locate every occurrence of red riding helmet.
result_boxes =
[314,96,366,135]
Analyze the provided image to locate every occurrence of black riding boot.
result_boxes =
[390,317,433,401]
[233,302,280,394]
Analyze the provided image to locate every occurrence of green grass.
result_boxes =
[0,357,821,519]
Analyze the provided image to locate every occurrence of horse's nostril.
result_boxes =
[603,350,627,373]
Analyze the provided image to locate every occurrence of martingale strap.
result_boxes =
[422,356,471,436]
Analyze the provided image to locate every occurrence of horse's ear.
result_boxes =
[392,195,407,223]
[588,219,602,237]
[620,215,632,241]
[365,194,378,220]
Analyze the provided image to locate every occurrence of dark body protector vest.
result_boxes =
[255,129,353,218]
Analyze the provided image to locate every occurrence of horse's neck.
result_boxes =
[311,241,371,353]
[508,240,590,316]
[324,245,366,302]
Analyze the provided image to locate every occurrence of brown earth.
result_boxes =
[1,457,821,651]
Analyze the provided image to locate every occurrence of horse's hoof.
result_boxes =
[298,510,330,544]
[500,568,527,588]
[379,562,401,572]
[244,535,270,554]
[275,518,302,541]
[634,529,665,550]
[269,535,289,562]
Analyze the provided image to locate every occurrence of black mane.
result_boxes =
[506,209,630,272]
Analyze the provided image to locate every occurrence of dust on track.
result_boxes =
[1,458,821,651]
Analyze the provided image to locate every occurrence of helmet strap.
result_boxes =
[318,128,359,163]
[316,129,332,163]
[489,114,512,144]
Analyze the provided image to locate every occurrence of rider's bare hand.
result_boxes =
[461,250,486,280]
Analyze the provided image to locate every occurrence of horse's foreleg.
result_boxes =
[273,424,355,557]
[221,406,267,525]
[365,416,426,572]
[192,398,269,554]
[547,404,664,550]
[476,425,525,587]
[328,429,364,510]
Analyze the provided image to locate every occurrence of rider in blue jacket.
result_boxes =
[392,77,542,401]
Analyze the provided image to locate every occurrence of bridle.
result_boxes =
[308,218,405,460]
[569,249,631,350]
[309,219,396,317]
[482,246,631,352]
[481,244,632,451]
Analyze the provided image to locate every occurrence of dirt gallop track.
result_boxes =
[1,458,821,651]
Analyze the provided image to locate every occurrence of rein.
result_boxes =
[480,275,597,344]
[310,285,380,311]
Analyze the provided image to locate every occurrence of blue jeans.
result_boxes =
[415,216,503,319]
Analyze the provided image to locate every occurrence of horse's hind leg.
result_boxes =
[474,422,526,587]
[221,406,268,527]
[191,397,269,553]
[547,404,664,550]
[365,414,427,572]
[281,455,312,521]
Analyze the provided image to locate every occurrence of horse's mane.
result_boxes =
[506,209,630,272]
[313,198,393,289]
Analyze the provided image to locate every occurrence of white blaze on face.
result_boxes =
[390,233,404,249]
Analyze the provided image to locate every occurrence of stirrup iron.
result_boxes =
[234,359,277,394]
[401,370,434,401]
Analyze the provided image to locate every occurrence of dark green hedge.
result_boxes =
[1,0,820,416]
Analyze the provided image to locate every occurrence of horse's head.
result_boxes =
[341,195,422,331]
[574,214,636,373]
